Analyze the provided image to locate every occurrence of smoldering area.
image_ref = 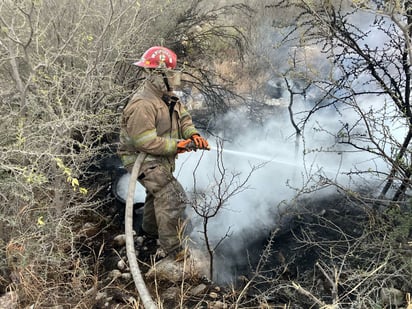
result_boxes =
[174,99,396,283]
[109,90,402,285]
[110,9,409,286]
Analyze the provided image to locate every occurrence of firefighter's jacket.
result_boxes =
[118,81,198,167]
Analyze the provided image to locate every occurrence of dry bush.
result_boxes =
[0,0,252,306]
[0,0,172,306]
[229,191,412,308]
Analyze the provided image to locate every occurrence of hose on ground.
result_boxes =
[125,153,157,309]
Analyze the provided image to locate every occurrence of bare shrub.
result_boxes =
[229,190,412,308]
[0,0,252,306]
[188,139,263,280]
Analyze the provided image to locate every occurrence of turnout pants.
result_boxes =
[128,159,188,254]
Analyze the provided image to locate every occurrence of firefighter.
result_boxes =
[118,46,209,262]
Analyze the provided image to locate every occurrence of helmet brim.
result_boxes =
[133,61,159,68]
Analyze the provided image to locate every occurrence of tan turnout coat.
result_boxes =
[118,81,198,167]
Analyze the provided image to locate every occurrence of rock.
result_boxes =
[380,287,404,306]
[190,283,208,296]
[145,248,210,282]
[190,248,210,278]
[113,234,126,247]
[121,272,132,280]
[135,236,144,246]
[146,256,184,282]
[154,248,167,260]
[79,222,99,237]
[162,286,180,301]
[117,259,127,271]
[0,291,18,309]
[209,301,228,309]
[108,269,122,280]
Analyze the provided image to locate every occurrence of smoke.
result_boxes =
[179,9,407,282]
[111,8,408,284]
[175,94,401,283]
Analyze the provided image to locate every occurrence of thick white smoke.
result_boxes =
[116,8,408,283]
[175,95,404,282]
[176,11,410,266]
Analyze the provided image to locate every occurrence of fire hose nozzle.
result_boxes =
[183,140,211,151]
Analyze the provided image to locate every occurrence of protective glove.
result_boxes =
[191,134,210,150]
[177,139,193,153]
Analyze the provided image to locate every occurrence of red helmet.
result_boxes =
[133,46,177,69]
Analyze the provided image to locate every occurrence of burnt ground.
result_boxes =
[223,191,412,308]
[77,107,412,308]
[78,176,412,308]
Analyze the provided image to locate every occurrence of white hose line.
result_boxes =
[125,153,157,309]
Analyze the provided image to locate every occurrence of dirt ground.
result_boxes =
[82,185,412,308]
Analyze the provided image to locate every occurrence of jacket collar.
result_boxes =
[145,80,164,97]
[144,80,177,102]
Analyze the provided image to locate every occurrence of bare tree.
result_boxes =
[188,139,263,280]
[263,0,412,201]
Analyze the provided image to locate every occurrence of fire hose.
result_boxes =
[125,141,209,308]
[125,152,157,309]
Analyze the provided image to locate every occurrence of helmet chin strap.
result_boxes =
[145,70,170,93]
[162,72,171,92]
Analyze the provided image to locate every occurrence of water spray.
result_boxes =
[209,143,341,177]
[182,140,340,177]
[209,142,302,167]
[184,140,285,164]
[220,148,301,168]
